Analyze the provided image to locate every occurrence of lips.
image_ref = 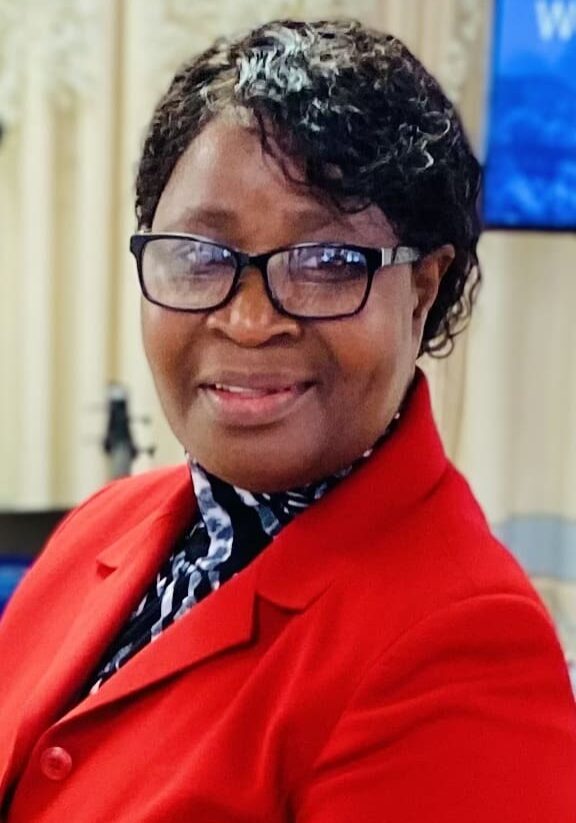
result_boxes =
[198,373,316,427]
[210,383,302,397]
[200,370,313,389]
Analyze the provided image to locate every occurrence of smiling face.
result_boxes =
[142,116,452,491]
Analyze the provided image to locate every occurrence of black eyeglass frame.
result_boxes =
[129,231,423,321]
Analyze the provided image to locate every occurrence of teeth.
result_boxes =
[215,384,254,394]
[212,384,288,394]
[213,384,266,394]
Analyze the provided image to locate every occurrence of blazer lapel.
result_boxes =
[67,557,262,718]
[68,516,335,716]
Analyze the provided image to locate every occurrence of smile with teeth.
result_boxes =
[211,383,294,396]
[201,380,313,425]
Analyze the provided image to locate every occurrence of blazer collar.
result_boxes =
[255,368,447,609]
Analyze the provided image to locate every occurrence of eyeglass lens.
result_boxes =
[141,237,370,317]
[142,238,237,311]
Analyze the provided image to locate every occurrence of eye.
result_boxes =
[290,245,367,281]
[173,241,234,274]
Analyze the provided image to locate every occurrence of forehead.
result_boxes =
[152,116,397,246]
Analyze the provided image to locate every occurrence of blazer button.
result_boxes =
[39,747,73,781]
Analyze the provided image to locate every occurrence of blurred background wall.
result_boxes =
[1,0,575,661]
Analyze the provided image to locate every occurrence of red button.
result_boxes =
[39,746,73,780]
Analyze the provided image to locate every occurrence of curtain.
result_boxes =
[448,231,576,666]
[1,0,574,664]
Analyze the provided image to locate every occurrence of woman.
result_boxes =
[1,19,575,823]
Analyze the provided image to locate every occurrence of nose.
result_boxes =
[205,266,301,346]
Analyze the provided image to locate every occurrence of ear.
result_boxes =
[410,244,455,353]
[412,244,455,322]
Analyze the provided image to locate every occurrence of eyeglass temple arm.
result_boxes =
[387,247,422,265]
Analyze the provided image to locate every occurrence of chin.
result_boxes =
[179,413,329,491]
[206,458,318,493]
[185,438,323,492]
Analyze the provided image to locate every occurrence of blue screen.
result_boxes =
[484,0,576,229]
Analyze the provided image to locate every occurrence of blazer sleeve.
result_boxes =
[295,594,576,823]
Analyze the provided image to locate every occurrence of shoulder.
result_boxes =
[89,464,188,504]
[376,460,540,593]
[328,460,549,652]
[0,465,193,651]
[56,464,188,533]
[34,464,190,567]
[65,465,190,525]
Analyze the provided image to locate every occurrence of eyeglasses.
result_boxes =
[129,232,422,320]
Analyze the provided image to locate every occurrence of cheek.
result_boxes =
[141,305,170,377]
[141,304,200,397]
[322,287,414,391]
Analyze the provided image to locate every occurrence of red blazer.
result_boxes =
[1,376,575,822]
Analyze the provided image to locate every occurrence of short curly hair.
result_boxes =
[135,19,482,356]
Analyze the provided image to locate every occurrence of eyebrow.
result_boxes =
[167,206,349,237]
[176,207,239,231]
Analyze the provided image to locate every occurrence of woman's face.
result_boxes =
[143,116,452,491]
